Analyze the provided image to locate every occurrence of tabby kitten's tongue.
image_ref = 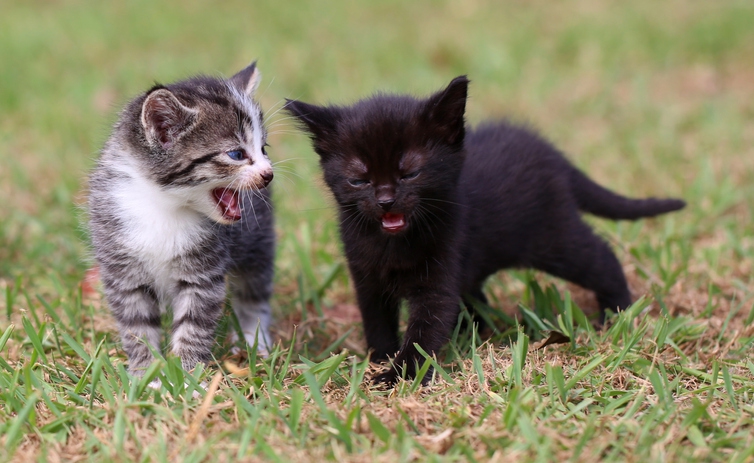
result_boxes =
[381,213,406,232]
[212,188,242,221]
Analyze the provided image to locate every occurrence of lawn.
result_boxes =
[2,0,754,461]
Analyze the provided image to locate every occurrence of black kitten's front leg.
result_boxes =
[352,274,401,362]
[374,286,460,386]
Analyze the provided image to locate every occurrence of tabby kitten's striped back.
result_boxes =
[88,62,276,375]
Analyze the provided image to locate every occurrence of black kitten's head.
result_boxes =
[286,76,469,235]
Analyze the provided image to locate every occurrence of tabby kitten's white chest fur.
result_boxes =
[112,157,207,260]
[89,62,276,375]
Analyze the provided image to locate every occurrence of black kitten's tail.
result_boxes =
[570,168,686,220]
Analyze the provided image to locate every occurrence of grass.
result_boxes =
[2,0,754,461]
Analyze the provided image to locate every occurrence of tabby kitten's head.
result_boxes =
[119,62,273,224]
[286,76,468,235]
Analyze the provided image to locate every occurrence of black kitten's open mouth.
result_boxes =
[381,213,406,233]
[212,188,242,222]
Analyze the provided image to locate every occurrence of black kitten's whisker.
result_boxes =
[340,211,363,237]
[413,208,437,243]
[422,197,468,208]
[415,203,443,224]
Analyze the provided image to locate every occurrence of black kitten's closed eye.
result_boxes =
[348,178,369,187]
[401,171,420,181]
[227,149,246,161]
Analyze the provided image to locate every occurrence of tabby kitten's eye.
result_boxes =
[226,149,246,161]
[401,171,419,181]
[348,178,369,187]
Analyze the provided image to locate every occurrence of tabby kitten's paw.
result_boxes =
[146,377,206,399]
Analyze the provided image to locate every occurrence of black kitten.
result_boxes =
[286,76,685,385]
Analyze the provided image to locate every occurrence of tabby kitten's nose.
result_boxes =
[261,170,274,186]
[378,199,395,212]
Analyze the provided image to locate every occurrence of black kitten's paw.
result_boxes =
[372,368,400,387]
[371,364,433,387]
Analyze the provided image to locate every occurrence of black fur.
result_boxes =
[286,76,685,385]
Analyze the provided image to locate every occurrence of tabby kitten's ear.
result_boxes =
[423,75,469,147]
[141,88,198,151]
[285,99,342,156]
[230,61,262,97]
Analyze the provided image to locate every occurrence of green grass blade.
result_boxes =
[413,343,454,384]
[366,412,391,444]
[0,323,15,352]
[21,316,47,363]
[5,392,40,455]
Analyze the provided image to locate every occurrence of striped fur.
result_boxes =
[88,62,275,375]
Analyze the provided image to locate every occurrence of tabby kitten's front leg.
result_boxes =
[228,270,274,355]
[104,279,162,376]
[170,273,227,372]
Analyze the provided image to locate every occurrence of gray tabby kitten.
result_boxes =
[88,62,275,375]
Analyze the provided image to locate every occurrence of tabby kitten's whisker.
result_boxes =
[263,102,296,125]
[266,129,307,137]
[266,114,305,127]
[272,157,307,165]
[270,170,304,183]
[258,76,276,100]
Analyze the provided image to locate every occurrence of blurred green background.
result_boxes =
[1,0,753,316]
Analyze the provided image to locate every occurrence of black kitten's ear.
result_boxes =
[141,88,198,151]
[423,75,469,147]
[285,99,342,149]
[230,60,261,97]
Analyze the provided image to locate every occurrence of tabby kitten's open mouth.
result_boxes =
[381,213,406,232]
[212,188,243,221]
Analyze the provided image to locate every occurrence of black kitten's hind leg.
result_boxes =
[533,223,632,323]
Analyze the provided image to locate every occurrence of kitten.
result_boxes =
[286,76,685,385]
[89,62,276,375]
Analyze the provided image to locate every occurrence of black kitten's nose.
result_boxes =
[378,199,395,212]
[261,170,274,187]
